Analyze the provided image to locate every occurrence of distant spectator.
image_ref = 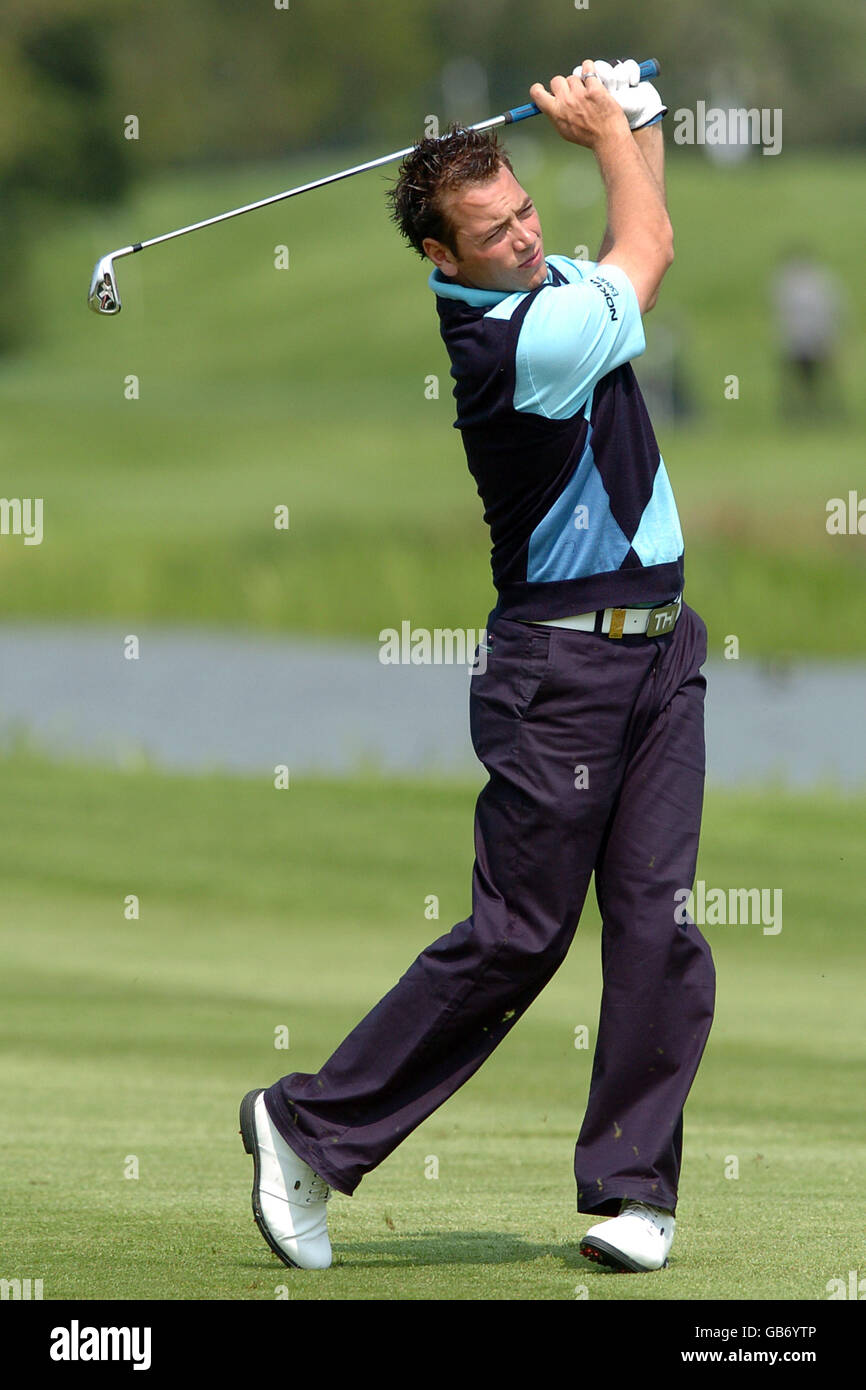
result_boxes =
[770,252,844,418]
[634,315,696,425]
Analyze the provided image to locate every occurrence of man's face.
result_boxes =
[422,162,547,295]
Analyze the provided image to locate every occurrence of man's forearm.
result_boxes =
[597,122,668,260]
[633,121,667,203]
[527,69,671,308]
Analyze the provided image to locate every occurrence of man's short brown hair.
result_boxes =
[386,124,513,259]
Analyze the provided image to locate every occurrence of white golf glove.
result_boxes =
[576,59,667,130]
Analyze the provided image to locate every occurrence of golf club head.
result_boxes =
[88,255,121,315]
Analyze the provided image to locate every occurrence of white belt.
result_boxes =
[525,595,683,639]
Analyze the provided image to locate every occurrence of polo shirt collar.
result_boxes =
[429,264,552,307]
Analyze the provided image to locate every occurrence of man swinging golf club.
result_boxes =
[240,58,715,1275]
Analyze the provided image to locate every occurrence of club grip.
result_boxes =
[505,58,661,125]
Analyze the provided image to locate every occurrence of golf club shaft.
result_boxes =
[113,59,660,265]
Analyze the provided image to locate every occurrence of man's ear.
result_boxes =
[423,237,461,279]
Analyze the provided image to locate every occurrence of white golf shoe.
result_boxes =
[580,1199,675,1271]
[239,1089,332,1269]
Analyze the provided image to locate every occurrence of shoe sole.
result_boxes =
[239,1088,301,1270]
[580,1235,669,1272]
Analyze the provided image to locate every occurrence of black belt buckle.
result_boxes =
[645,598,681,638]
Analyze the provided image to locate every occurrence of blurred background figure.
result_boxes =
[770,250,844,420]
[633,313,696,426]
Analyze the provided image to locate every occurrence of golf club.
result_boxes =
[87,59,660,316]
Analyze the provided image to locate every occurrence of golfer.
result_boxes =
[240,60,715,1275]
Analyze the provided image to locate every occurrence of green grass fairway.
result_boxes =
[1,754,863,1301]
[1,149,864,653]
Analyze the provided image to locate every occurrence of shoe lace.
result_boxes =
[310,1174,331,1202]
[620,1200,669,1225]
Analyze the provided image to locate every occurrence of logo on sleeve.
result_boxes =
[589,275,620,322]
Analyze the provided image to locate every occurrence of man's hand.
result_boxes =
[529,64,631,153]
[583,59,667,131]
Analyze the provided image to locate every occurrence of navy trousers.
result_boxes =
[265,602,715,1215]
